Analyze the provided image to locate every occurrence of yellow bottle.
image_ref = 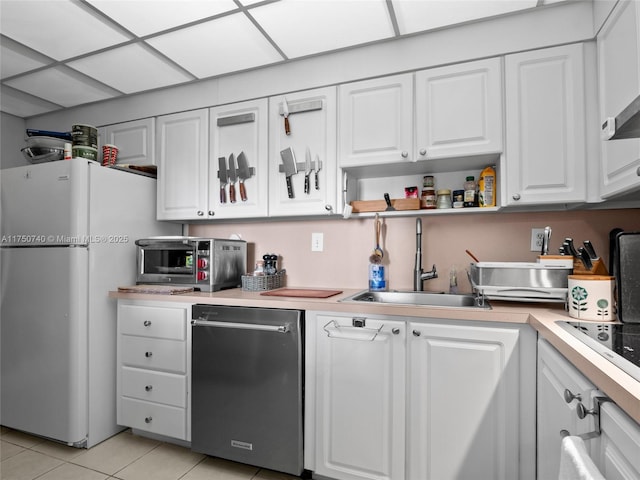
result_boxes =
[478,166,496,207]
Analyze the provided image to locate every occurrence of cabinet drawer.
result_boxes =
[121,336,186,373]
[119,397,186,440]
[121,367,186,407]
[119,304,187,340]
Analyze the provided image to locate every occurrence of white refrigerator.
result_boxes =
[0,158,180,447]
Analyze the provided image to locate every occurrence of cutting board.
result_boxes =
[260,288,342,298]
[118,285,194,295]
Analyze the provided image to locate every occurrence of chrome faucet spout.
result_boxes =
[414,218,438,291]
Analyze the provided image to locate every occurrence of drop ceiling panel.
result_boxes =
[0,1,131,61]
[147,13,284,78]
[392,0,538,35]
[3,66,118,108]
[86,0,238,37]
[0,85,62,118]
[68,43,194,94]
[250,0,395,58]
[0,41,51,79]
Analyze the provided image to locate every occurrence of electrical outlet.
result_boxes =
[531,228,545,252]
[311,232,324,252]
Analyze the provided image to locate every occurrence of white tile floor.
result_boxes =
[0,427,301,480]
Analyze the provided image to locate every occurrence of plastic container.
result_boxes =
[463,176,478,207]
[478,166,496,207]
[369,263,386,291]
[452,190,464,208]
[436,189,451,209]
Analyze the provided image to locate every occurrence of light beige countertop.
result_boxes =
[110,287,640,424]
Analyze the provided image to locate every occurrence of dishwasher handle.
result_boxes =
[192,318,290,333]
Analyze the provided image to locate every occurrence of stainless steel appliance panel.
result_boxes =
[191,305,304,476]
[616,232,640,323]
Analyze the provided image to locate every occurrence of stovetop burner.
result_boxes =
[556,320,640,382]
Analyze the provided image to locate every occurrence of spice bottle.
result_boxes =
[436,189,451,209]
[421,187,436,209]
[463,176,478,207]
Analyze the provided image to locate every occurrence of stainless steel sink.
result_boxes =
[341,290,490,309]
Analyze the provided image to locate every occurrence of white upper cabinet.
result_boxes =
[268,87,338,216]
[415,58,503,161]
[209,99,269,219]
[338,74,414,167]
[99,118,156,166]
[504,43,589,206]
[156,109,209,221]
[597,0,640,198]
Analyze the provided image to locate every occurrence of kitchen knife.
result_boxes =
[564,238,579,258]
[304,147,312,194]
[314,154,321,190]
[236,151,250,202]
[228,153,237,203]
[280,147,297,199]
[218,157,228,204]
[583,240,598,260]
[577,247,593,270]
[283,97,291,135]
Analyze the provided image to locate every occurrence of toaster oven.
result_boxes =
[135,237,246,291]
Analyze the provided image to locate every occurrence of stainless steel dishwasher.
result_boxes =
[191,304,304,476]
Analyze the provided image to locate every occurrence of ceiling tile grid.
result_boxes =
[0,0,568,119]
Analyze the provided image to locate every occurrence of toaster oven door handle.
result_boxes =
[191,319,290,334]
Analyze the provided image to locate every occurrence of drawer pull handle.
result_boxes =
[412,330,421,337]
[145,416,152,424]
[145,352,153,358]
[564,388,582,403]
[143,320,152,327]
[145,385,153,392]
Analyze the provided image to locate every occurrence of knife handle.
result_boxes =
[284,117,291,135]
[315,171,320,190]
[239,181,247,202]
[229,183,236,203]
[304,174,310,194]
[286,176,294,199]
[220,185,226,204]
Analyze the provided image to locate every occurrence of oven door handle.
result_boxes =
[191,319,290,333]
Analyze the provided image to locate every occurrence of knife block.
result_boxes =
[572,258,609,276]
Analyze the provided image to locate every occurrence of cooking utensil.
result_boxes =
[384,193,395,211]
[283,97,291,135]
[465,249,480,263]
[314,154,321,190]
[228,153,237,203]
[218,157,228,204]
[564,238,579,258]
[280,147,297,199]
[577,247,593,270]
[372,214,384,260]
[583,240,598,260]
[540,226,552,255]
[304,147,312,194]
[236,151,250,202]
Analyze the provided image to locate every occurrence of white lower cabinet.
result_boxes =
[116,300,191,442]
[537,339,598,480]
[305,312,536,480]
[595,401,640,479]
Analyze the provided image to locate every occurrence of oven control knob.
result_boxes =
[197,271,208,281]
[197,258,208,269]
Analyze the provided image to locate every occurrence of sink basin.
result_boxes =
[341,290,490,309]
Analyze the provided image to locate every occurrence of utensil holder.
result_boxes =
[572,258,609,276]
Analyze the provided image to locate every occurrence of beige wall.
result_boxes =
[190,209,640,293]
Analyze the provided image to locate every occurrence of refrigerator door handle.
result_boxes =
[191,319,290,333]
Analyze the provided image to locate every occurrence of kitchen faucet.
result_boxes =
[414,218,438,291]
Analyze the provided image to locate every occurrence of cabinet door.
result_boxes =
[505,44,588,205]
[415,58,503,160]
[269,87,337,216]
[598,0,640,198]
[312,313,405,480]
[102,118,155,166]
[156,109,209,220]
[209,99,268,218]
[537,339,598,480]
[408,321,530,480]
[595,401,640,478]
[338,74,414,167]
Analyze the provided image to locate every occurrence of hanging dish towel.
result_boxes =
[558,435,605,480]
